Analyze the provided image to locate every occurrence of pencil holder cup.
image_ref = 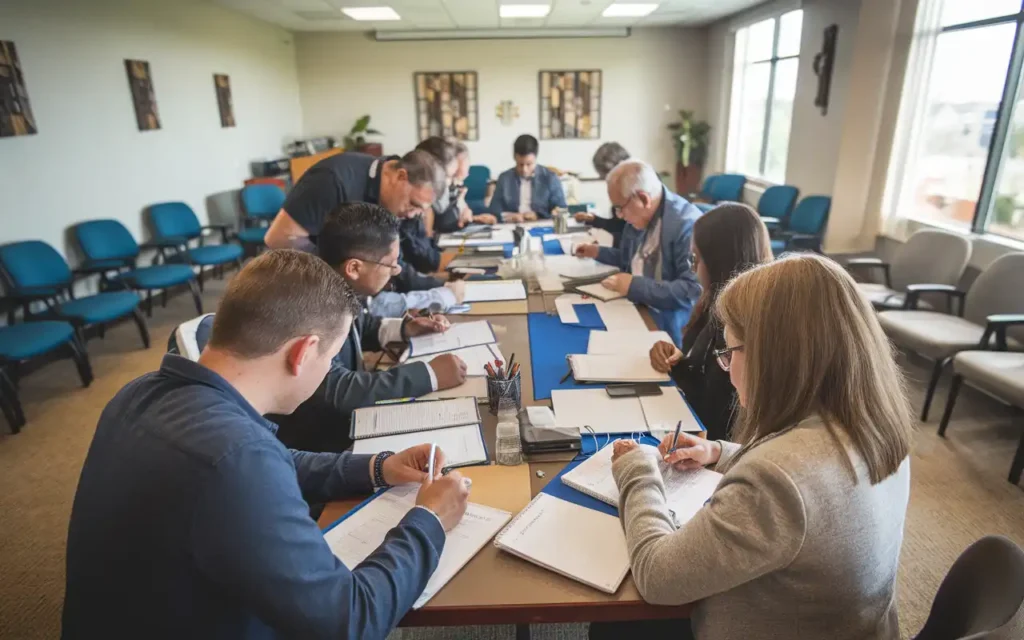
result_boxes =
[487,372,522,415]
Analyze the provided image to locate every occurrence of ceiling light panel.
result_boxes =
[500,4,552,19]
[341,6,401,20]
[601,3,659,18]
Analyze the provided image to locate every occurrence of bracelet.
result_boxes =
[373,451,396,488]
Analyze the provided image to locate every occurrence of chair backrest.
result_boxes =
[241,184,286,219]
[788,196,831,235]
[464,166,491,200]
[964,253,1024,342]
[699,174,719,198]
[74,220,140,263]
[890,229,972,293]
[913,536,1024,640]
[709,173,746,203]
[149,202,201,240]
[167,313,215,361]
[0,241,72,293]
[757,185,799,219]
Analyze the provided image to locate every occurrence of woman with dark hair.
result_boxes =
[576,142,630,246]
[648,203,772,440]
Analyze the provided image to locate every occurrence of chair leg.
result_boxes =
[161,289,168,308]
[67,338,94,387]
[131,308,151,349]
[0,368,25,433]
[235,258,243,272]
[1010,428,1024,485]
[146,290,153,318]
[187,279,203,315]
[938,374,963,437]
[197,268,205,292]
[921,358,950,422]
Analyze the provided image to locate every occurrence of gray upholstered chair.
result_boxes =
[877,252,1024,421]
[847,229,972,311]
[938,350,1024,485]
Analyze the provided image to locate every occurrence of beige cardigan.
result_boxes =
[612,417,910,640]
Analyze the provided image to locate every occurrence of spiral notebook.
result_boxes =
[350,397,481,439]
[493,493,630,594]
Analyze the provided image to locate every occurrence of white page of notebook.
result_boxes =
[569,354,670,383]
[408,321,496,357]
[352,424,487,468]
[640,389,705,434]
[561,444,723,526]
[325,485,511,608]
[587,330,674,355]
[406,344,503,377]
[554,294,587,323]
[597,301,648,331]
[543,255,619,281]
[495,493,629,594]
[551,388,648,434]
[352,397,479,439]
[463,280,527,303]
[437,230,514,248]
[418,378,488,402]
[576,282,624,301]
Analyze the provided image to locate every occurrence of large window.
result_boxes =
[885,0,1024,242]
[726,10,804,183]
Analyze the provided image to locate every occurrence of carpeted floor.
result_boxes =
[1,277,1022,640]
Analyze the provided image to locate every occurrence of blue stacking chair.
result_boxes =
[238,184,286,251]
[0,319,93,433]
[695,174,719,201]
[770,195,832,256]
[0,241,149,348]
[695,174,746,213]
[74,220,202,317]
[148,202,244,291]
[756,185,799,230]
[464,166,491,214]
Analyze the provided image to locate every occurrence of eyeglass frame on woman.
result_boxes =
[714,344,744,371]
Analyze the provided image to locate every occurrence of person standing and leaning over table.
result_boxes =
[63,250,472,640]
[434,140,498,233]
[575,160,703,346]
[489,134,567,222]
[575,141,630,248]
[402,136,458,273]
[648,203,773,441]
[598,254,913,640]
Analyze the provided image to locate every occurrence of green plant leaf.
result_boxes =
[352,114,371,133]
[365,128,382,135]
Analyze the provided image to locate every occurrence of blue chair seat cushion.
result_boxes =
[0,321,75,360]
[58,291,141,324]
[771,239,787,255]
[237,227,268,244]
[186,244,243,266]
[123,264,195,289]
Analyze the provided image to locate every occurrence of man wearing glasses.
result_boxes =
[575,160,703,346]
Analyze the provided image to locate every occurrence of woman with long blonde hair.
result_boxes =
[600,254,914,640]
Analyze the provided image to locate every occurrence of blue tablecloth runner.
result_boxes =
[527,311,608,400]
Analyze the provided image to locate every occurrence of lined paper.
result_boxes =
[408,320,496,357]
[352,424,488,468]
[352,397,479,439]
[406,343,503,377]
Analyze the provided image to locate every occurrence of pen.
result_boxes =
[668,420,683,454]
[506,353,516,377]
[428,442,437,479]
[484,363,497,378]
[510,362,520,378]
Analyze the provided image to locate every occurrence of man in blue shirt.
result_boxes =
[63,250,471,640]
[576,160,702,346]
[489,134,567,222]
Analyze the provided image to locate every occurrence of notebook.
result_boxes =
[325,485,511,608]
[587,330,674,355]
[417,377,488,402]
[551,388,705,435]
[493,493,629,594]
[407,320,497,358]
[463,280,527,303]
[352,423,488,468]
[405,343,504,377]
[350,397,481,439]
[437,230,515,248]
[447,255,504,270]
[561,444,722,525]
[575,282,624,302]
[568,354,670,383]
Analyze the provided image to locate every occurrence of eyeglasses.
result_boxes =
[691,252,701,268]
[351,257,402,275]
[611,194,635,218]
[714,345,744,371]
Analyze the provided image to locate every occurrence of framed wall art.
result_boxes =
[539,69,601,139]
[125,59,161,131]
[214,73,235,127]
[0,40,38,138]
[414,71,478,141]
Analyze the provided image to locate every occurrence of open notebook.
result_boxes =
[407,321,497,358]
[551,387,705,435]
[493,493,629,594]
[574,282,624,302]
[352,423,488,469]
[561,444,723,525]
[325,485,511,608]
[350,397,481,439]
[568,354,670,383]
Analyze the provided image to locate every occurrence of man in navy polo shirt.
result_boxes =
[63,250,471,640]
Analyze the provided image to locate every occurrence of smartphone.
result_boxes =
[605,383,664,398]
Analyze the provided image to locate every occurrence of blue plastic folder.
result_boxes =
[527,312,601,400]
[501,239,564,258]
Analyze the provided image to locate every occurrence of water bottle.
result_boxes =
[495,397,523,466]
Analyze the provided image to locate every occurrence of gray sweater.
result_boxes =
[612,417,910,640]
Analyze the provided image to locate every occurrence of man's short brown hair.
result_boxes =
[207,250,358,359]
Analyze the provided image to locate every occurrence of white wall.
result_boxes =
[0,0,303,258]
[294,28,708,192]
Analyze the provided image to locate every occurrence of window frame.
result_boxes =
[727,10,803,182]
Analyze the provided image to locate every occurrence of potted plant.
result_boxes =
[667,110,711,197]
[343,115,383,156]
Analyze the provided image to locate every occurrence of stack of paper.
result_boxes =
[407,321,497,358]
[463,280,527,303]
[568,354,669,383]
[587,330,674,355]
[325,485,511,608]
[551,388,704,435]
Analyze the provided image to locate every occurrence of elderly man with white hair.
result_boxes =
[576,160,703,346]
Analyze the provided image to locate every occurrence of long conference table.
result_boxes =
[318,238,693,637]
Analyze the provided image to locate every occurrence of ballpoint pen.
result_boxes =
[428,442,437,479]
[668,420,683,454]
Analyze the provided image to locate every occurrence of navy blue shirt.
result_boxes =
[63,355,446,640]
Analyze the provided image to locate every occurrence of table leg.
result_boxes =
[515,623,531,640]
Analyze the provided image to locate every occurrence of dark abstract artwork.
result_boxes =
[539,70,601,139]
[125,59,161,131]
[214,73,235,128]
[414,71,478,141]
[0,40,38,138]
